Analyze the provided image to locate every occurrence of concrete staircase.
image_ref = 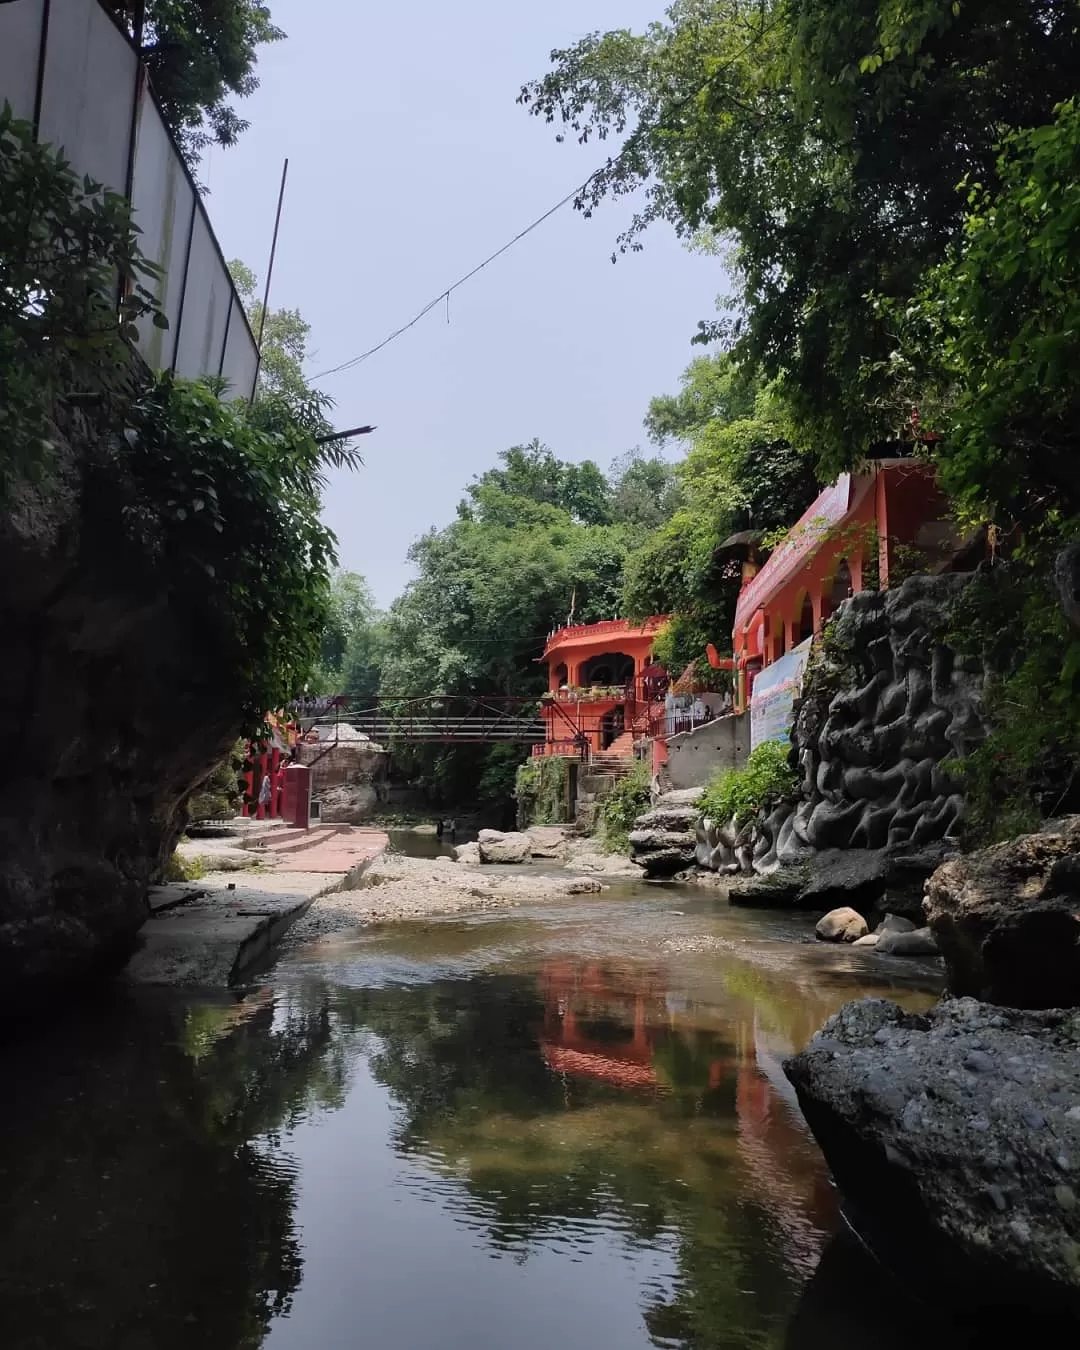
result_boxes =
[590,731,638,778]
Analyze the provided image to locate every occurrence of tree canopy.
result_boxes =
[105,0,284,163]
[521,0,1080,474]
[229,260,311,401]
[623,354,818,674]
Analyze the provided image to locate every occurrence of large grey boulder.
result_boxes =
[453,841,481,865]
[477,829,531,864]
[784,997,1080,1317]
[526,826,569,859]
[924,816,1080,1007]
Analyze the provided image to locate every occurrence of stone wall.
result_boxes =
[295,735,389,823]
[666,711,749,790]
[696,575,985,875]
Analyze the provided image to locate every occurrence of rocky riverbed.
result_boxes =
[281,850,609,946]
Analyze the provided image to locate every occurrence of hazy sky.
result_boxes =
[207,0,719,608]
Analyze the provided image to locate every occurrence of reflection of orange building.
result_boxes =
[733,1016,838,1274]
[538,962,666,1090]
[536,618,668,761]
[732,461,967,712]
[535,960,837,1273]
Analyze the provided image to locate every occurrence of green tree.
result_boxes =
[378,444,668,811]
[896,98,1080,527]
[105,1,284,163]
[608,450,682,528]
[313,570,386,702]
[465,439,613,525]
[880,98,1080,836]
[521,0,1080,472]
[229,260,310,401]
[623,358,817,671]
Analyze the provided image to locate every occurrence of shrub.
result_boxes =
[188,740,247,821]
[947,548,1080,842]
[515,756,573,827]
[162,848,207,883]
[598,760,651,853]
[698,741,797,828]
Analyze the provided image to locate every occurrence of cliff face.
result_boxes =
[0,433,245,1008]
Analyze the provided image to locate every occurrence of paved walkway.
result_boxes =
[256,823,390,872]
[126,823,388,988]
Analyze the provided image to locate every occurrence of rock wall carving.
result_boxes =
[696,575,985,875]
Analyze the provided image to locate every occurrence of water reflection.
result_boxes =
[0,990,311,1350]
[0,896,953,1350]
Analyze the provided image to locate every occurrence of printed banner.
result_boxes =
[750,639,812,750]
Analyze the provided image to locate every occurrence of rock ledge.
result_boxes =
[784,996,1080,1316]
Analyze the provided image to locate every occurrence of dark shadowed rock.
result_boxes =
[0,432,260,1012]
[924,818,1080,1007]
[784,997,1080,1318]
[795,844,952,919]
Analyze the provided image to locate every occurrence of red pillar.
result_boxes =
[284,763,311,829]
[267,747,281,818]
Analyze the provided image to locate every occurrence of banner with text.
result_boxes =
[750,640,812,750]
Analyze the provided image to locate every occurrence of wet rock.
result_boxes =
[632,848,695,878]
[876,926,939,957]
[725,867,810,906]
[852,933,880,948]
[924,817,1080,1007]
[784,997,1080,1317]
[629,796,697,877]
[795,845,951,920]
[876,913,916,936]
[629,828,698,853]
[816,907,869,943]
[477,830,531,864]
[565,878,604,895]
[563,849,641,878]
[635,804,700,834]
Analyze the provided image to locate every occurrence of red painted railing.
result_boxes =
[541,615,666,658]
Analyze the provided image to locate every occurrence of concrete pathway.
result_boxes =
[126,824,388,988]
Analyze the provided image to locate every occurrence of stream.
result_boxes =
[0,834,958,1350]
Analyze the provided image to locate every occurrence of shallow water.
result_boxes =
[0,862,957,1350]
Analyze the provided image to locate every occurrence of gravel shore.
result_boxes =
[281,851,606,946]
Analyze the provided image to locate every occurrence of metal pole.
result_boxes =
[251,157,289,399]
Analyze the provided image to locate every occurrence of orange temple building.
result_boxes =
[535,617,669,762]
[731,459,967,712]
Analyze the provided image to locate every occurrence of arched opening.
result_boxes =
[580,652,635,688]
[553,662,568,688]
[793,592,814,645]
[778,624,788,657]
[830,559,853,609]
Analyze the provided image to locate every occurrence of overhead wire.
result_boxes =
[309,15,780,384]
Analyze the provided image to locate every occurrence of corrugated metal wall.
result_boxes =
[0,0,260,400]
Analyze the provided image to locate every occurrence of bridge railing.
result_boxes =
[0,0,259,398]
